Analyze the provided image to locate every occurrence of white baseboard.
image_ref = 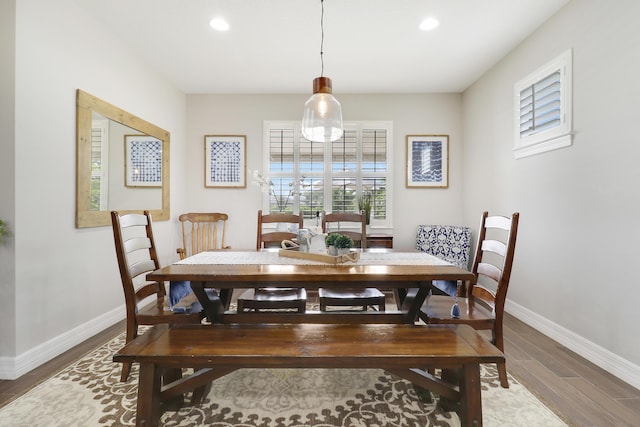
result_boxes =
[0,306,125,380]
[506,299,640,391]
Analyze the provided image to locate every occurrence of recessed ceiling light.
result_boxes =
[419,17,439,31]
[209,17,230,31]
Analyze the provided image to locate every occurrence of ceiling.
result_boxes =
[76,0,569,94]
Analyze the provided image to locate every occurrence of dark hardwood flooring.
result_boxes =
[1,314,639,426]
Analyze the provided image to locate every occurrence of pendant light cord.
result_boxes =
[320,0,325,77]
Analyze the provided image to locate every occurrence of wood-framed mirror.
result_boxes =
[76,89,170,228]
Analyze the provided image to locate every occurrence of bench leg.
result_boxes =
[436,365,482,426]
[136,363,162,427]
[459,363,482,427]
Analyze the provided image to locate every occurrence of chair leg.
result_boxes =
[497,361,509,388]
[492,323,509,387]
[120,319,138,382]
[120,362,132,382]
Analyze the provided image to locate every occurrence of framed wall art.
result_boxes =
[125,135,163,187]
[406,135,449,188]
[204,135,246,188]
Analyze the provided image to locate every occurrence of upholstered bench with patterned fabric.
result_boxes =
[416,225,472,296]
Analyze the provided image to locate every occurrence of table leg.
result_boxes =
[218,288,232,310]
[190,281,225,323]
[401,283,431,323]
[394,288,407,309]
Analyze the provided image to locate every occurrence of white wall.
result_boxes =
[0,0,186,378]
[462,0,640,387]
[0,0,17,358]
[185,93,464,251]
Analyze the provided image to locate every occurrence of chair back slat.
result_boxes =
[118,212,148,228]
[124,236,152,253]
[481,239,507,257]
[485,215,513,231]
[129,259,158,280]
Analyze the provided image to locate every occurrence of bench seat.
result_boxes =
[114,323,504,427]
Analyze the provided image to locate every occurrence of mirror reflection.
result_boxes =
[76,89,170,228]
[89,112,163,211]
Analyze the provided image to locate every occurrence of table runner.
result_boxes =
[175,250,452,266]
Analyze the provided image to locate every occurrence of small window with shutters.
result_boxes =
[514,49,572,159]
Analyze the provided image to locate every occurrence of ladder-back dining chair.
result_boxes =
[236,210,307,313]
[111,211,203,382]
[318,210,386,312]
[172,212,233,312]
[176,212,230,260]
[420,211,519,388]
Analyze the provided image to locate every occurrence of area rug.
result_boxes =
[0,331,567,427]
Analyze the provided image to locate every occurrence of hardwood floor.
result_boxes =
[502,313,640,427]
[1,314,639,426]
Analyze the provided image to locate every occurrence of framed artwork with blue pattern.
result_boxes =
[124,135,163,187]
[204,135,246,188]
[406,135,449,188]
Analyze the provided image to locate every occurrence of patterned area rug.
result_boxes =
[0,331,567,427]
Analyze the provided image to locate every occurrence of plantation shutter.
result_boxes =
[263,121,392,227]
[519,70,561,138]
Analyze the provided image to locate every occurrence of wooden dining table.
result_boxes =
[148,249,475,324]
[133,249,496,426]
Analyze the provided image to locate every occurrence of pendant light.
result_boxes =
[301,0,343,142]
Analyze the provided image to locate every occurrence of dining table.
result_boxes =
[135,249,495,426]
[149,248,475,324]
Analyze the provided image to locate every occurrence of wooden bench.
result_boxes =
[114,323,504,427]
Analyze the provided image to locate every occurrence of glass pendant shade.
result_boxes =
[302,77,343,142]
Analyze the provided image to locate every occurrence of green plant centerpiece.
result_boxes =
[325,233,353,256]
[325,233,339,248]
[333,234,354,255]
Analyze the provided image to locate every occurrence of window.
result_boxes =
[90,117,109,210]
[514,49,572,159]
[262,121,393,229]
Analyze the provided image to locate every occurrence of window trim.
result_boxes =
[514,49,573,159]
